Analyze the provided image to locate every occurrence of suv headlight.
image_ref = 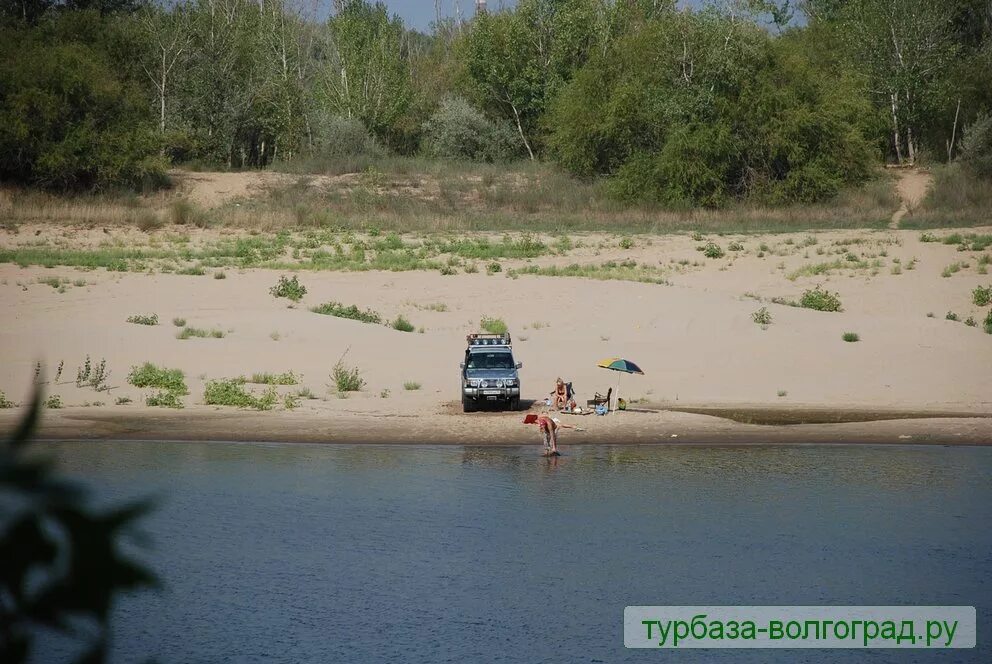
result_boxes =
[495,379,505,388]
[504,379,517,387]
[466,379,480,387]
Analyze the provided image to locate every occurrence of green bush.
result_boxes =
[247,371,299,385]
[126,314,159,326]
[985,309,992,334]
[799,286,842,312]
[0,18,166,190]
[751,307,772,325]
[0,390,15,408]
[960,112,992,178]
[480,316,508,335]
[204,379,277,410]
[701,242,724,259]
[146,391,184,409]
[421,96,519,163]
[946,311,959,321]
[842,332,860,342]
[127,363,188,394]
[391,315,415,332]
[403,381,421,391]
[314,115,384,158]
[310,302,382,324]
[45,395,63,409]
[973,285,992,307]
[270,275,307,302]
[331,361,365,392]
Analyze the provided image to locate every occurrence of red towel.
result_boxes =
[523,413,538,424]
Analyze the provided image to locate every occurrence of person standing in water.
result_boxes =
[537,410,574,456]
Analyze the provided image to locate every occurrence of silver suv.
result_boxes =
[460,333,522,412]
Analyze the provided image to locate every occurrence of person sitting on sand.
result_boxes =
[537,410,574,455]
[552,378,568,410]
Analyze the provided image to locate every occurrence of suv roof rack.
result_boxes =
[466,332,511,346]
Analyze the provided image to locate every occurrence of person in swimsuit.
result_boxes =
[537,410,574,455]
[552,378,567,410]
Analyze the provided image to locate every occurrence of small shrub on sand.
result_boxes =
[331,361,365,392]
[146,391,184,409]
[964,316,977,327]
[270,275,307,301]
[128,363,189,394]
[115,396,132,405]
[172,317,186,327]
[0,390,15,408]
[214,271,226,280]
[799,286,842,312]
[126,313,159,326]
[728,241,744,251]
[311,302,382,324]
[391,315,415,332]
[283,393,301,409]
[176,327,225,339]
[751,307,772,326]
[248,371,299,385]
[45,395,63,409]
[842,332,860,342]
[169,199,210,227]
[700,242,724,259]
[777,390,787,397]
[204,379,278,410]
[480,316,508,334]
[973,285,992,307]
[486,261,502,274]
[75,356,110,391]
[619,237,633,249]
[403,381,421,390]
[946,311,959,321]
[985,310,992,334]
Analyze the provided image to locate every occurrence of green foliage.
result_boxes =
[126,313,158,326]
[985,309,992,334]
[270,275,307,301]
[960,113,992,177]
[391,315,415,332]
[331,361,365,392]
[127,363,188,394]
[487,261,502,273]
[421,96,519,162]
[702,242,725,259]
[0,388,157,664]
[176,327,225,339]
[751,307,772,326]
[799,286,843,312]
[973,285,992,307]
[44,394,62,409]
[247,371,299,386]
[842,332,860,342]
[310,301,382,324]
[172,317,186,327]
[75,355,110,391]
[403,381,421,390]
[146,391,184,409]
[204,379,278,410]
[549,13,875,206]
[0,13,166,190]
[946,311,960,321]
[480,316,508,334]
[0,390,15,408]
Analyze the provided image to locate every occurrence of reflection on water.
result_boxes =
[36,442,992,663]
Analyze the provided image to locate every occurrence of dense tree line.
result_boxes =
[1,0,990,205]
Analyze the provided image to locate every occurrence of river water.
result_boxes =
[34,442,992,663]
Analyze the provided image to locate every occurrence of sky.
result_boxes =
[379,1,797,33]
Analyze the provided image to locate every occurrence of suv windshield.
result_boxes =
[466,351,514,371]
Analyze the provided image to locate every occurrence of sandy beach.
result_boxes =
[2,221,991,446]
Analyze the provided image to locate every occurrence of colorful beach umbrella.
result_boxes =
[596,358,645,411]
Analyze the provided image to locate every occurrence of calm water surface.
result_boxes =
[35,442,992,663]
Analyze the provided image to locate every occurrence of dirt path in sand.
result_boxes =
[890,168,933,228]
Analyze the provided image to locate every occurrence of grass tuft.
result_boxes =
[842,332,860,342]
[331,360,365,392]
[270,275,307,301]
[176,327,225,339]
[391,315,415,332]
[126,313,159,326]
[204,379,278,410]
[403,381,421,390]
[310,302,382,324]
[480,316,508,335]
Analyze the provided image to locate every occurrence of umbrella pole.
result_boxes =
[614,372,621,412]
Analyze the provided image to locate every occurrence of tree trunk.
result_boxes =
[509,101,534,161]
[947,98,961,161]
[907,127,916,165]
[890,92,903,164]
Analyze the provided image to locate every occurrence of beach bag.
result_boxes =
[595,404,608,416]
